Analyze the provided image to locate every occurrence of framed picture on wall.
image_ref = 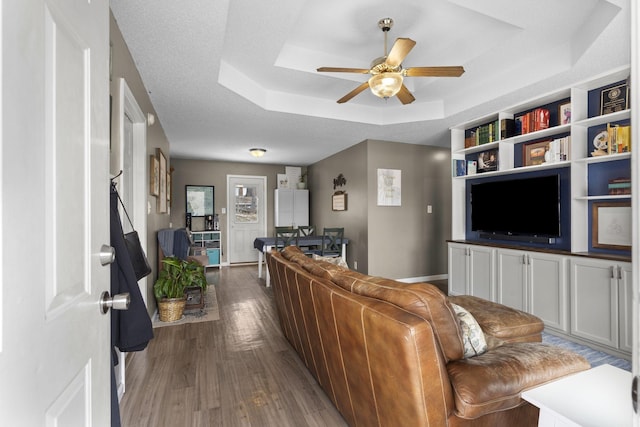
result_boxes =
[186,185,214,217]
[157,148,167,213]
[332,192,347,211]
[150,155,159,196]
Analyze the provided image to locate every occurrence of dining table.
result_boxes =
[253,235,349,287]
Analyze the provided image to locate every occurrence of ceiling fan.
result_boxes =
[317,18,465,105]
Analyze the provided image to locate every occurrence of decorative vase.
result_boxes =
[157,297,187,322]
[297,182,306,189]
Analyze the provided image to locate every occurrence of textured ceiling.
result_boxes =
[109,0,629,165]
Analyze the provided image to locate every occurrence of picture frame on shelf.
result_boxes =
[150,155,159,196]
[592,201,632,250]
[523,140,550,166]
[559,102,571,125]
[477,149,498,173]
[600,82,629,115]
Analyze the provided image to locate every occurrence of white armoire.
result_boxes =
[274,189,309,228]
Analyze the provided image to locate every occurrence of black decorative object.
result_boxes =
[333,173,346,190]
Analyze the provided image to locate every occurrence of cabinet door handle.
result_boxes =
[618,266,623,280]
[610,266,616,279]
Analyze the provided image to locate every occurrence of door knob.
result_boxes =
[100,244,116,266]
[99,291,130,314]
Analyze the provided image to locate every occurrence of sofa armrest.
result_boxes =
[446,342,589,419]
[449,295,543,346]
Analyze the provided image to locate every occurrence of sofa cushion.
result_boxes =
[312,253,349,269]
[446,342,590,419]
[451,303,487,358]
[449,295,544,345]
[330,273,465,361]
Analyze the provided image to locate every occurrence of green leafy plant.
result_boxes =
[153,257,207,300]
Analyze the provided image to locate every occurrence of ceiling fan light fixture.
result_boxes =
[368,72,403,99]
[249,148,267,158]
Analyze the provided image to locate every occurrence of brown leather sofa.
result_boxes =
[266,246,590,426]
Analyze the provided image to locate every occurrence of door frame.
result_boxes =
[111,78,148,398]
[226,174,267,264]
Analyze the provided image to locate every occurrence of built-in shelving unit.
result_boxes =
[448,66,632,359]
[451,66,631,256]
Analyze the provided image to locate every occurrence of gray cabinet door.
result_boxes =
[528,253,568,332]
[570,258,618,348]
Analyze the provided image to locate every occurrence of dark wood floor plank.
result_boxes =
[120,265,347,426]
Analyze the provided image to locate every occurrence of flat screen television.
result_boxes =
[470,174,561,238]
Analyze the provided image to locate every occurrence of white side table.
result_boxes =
[522,364,633,427]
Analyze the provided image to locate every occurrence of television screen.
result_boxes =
[470,174,561,237]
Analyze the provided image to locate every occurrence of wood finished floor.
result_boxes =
[119,265,348,427]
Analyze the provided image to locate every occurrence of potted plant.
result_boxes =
[154,257,207,322]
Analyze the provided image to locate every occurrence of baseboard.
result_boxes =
[396,274,448,284]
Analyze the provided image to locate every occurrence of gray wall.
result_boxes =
[366,140,451,279]
[169,158,290,263]
[308,142,369,273]
[309,139,451,279]
[110,12,171,315]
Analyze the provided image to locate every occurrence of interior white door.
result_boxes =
[0,0,111,425]
[632,1,640,423]
[227,175,267,263]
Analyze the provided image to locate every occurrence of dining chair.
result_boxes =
[296,225,316,256]
[316,227,344,258]
[274,227,299,251]
[297,225,315,237]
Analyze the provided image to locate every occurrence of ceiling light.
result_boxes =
[368,72,403,99]
[249,148,267,158]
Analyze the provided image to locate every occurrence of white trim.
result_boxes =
[396,274,448,284]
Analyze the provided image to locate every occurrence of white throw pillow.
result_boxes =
[312,254,349,269]
[450,303,488,358]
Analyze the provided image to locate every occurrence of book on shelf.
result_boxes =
[608,177,631,195]
[516,108,550,136]
[500,118,515,139]
[453,159,466,177]
[466,120,499,147]
[608,123,631,154]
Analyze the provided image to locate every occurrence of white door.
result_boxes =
[632,2,640,424]
[227,175,267,263]
[1,0,111,425]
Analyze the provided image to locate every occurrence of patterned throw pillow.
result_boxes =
[451,303,488,358]
[312,254,349,269]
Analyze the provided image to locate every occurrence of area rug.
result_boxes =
[152,285,220,328]
[542,331,631,372]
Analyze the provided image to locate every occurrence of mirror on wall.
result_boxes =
[186,185,214,217]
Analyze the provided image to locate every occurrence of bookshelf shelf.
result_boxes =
[451,66,631,256]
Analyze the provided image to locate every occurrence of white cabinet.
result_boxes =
[569,257,631,351]
[448,242,495,300]
[274,189,309,228]
[496,249,568,332]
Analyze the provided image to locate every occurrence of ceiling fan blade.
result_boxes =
[337,82,370,104]
[396,85,415,105]
[404,66,465,77]
[317,67,370,74]
[385,38,416,68]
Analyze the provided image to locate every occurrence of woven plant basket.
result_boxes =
[157,297,187,322]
